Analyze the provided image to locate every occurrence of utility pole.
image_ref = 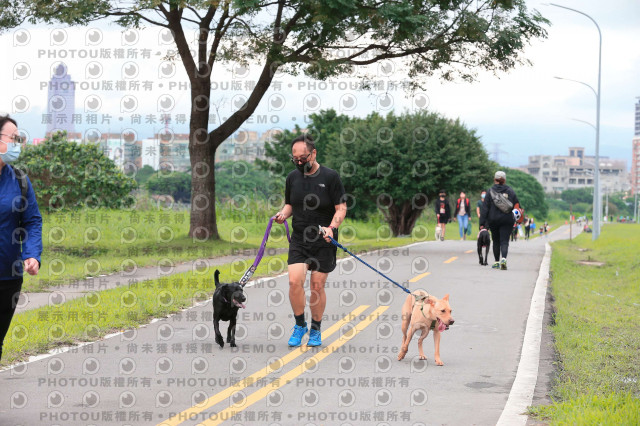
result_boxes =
[570,203,573,241]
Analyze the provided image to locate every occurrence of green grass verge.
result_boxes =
[530,223,640,424]
[26,205,450,292]
[3,226,426,367]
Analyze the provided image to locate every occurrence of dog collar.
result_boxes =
[430,320,436,330]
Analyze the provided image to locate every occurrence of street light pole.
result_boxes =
[550,3,602,240]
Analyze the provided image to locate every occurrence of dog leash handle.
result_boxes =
[238,216,291,286]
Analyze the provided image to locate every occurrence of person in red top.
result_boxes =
[454,191,471,241]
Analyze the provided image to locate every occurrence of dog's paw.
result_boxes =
[215,335,224,348]
[397,348,408,361]
[230,341,237,348]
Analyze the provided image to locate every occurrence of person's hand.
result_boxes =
[274,211,286,224]
[24,258,39,275]
[319,226,334,243]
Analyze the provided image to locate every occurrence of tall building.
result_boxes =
[523,147,629,194]
[46,64,76,136]
[632,99,640,195]
[215,130,273,163]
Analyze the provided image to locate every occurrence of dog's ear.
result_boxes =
[214,270,221,288]
[442,294,450,301]
[426,297,435,306]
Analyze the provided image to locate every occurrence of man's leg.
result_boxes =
[309,271,328,323]
[287,263,309,346]
[288,263,308,317]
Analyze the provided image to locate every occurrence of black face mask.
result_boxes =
[296,161,313,174]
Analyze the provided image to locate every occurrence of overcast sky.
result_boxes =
[1,0,638,169]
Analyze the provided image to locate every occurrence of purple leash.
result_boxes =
[238,216,291,286]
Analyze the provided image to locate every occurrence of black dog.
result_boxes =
[477,228,491,266]
[212,270,246,348]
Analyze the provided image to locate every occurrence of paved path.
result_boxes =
[1,224,579,425]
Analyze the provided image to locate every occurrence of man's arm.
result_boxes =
[274,204,292,224]
[321,202,347,242]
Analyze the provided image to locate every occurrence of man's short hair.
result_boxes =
[291,134,315,152]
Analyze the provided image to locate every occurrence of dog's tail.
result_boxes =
[214,269,221,288]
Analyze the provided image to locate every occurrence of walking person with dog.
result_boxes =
[454,192,471,241]
[0,115,42,361]
[480,171,522,270]
[274,135,347,347]
[434,190,451,241]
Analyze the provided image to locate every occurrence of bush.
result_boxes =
[16,132,137,211]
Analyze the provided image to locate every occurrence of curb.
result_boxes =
[497,242,552,425]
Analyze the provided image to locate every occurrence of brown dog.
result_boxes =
[397,290,454,366]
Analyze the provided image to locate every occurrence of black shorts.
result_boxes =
[288,241,337,273]
[437,216,450,224]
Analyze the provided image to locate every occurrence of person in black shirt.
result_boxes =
[433,190,451,241]
[274,135,347,347]
[480,171,521,270]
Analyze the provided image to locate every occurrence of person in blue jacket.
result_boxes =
[0,115,42,361]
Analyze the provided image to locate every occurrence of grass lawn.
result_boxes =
[2,208,426,366]
[530,223,640,424]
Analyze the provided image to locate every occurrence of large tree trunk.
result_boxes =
[188,78,219,240]
[386,201,425,236]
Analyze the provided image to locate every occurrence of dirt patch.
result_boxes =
[576,260,606,267]
[577,248,590,252]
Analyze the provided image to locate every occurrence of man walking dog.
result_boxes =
[274,135,347,347]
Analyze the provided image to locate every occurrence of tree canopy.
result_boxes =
[502,167,548,219]
[261,109,496,235]
[3,0,549,239]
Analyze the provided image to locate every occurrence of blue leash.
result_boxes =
[319,225,412,295]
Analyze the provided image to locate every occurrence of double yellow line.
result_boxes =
[160,304,387,426]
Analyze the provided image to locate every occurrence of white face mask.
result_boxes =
[0,142,21,164]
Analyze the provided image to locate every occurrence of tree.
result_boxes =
[502,167,548,219]
[264,109,495,234]
[147,172,192,202]
[134,165,156,186]
[561,187,593,205]
[214,160,285,201]
[15,132,137,211]
[5,0,548,239]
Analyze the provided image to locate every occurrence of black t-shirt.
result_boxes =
[285,165,345,245]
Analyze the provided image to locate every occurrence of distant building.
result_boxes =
[215,129,280,163]
[45,64,76,136]
[523,147,629,194]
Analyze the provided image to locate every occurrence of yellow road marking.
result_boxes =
[201,305,389,426]
[159,305,369,426]
[409,272,430,282]
[465,250,473,254]
[444,256,458,263]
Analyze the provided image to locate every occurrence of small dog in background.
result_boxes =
[212,269,246,348]
[477,227,491,266]
[397,290,454,366]
[435,224,442,241]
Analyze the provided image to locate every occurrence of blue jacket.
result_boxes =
[0,165,43,280]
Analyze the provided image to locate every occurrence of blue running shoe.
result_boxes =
[288,324,308,347]
[307,329,322,347]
